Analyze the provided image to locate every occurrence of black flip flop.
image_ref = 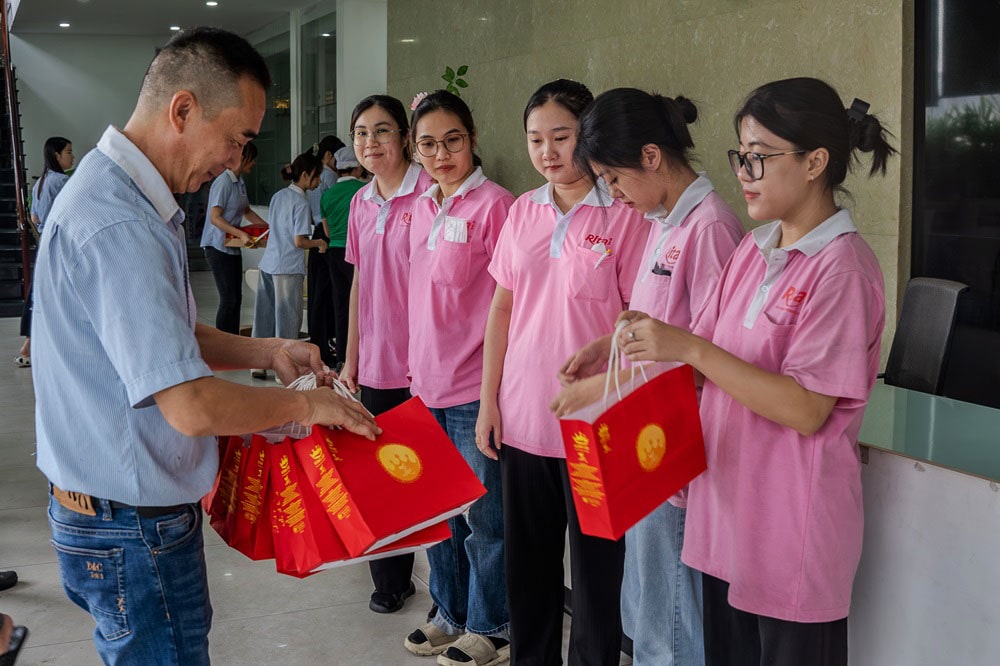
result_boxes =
[0,624,28,666]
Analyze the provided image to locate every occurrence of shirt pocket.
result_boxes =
[431,238,473,288]
[568,244,614,302]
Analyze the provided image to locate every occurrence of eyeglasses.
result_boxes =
[414,133,469,158]
[351,128,404,146]
[727,149,807,181]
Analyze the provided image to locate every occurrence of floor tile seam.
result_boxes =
[212,598,385,624]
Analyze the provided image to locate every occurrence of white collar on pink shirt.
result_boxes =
[640,174,715,282]
[742,209,858,329]
[96,125,181,225]
[529,179,614,210]
[362,162,423,205]
[530,180,613,258]
[752,208,857,259]
[420,166,487,207]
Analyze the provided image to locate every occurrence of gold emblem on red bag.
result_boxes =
[636,424,666,472]
[377,444,423,483]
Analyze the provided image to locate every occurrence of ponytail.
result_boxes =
[735,77,897,190]
[281,151,323,182]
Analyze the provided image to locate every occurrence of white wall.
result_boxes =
[10,33,159,177]
[336,0,387,138]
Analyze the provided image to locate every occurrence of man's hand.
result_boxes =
[301,389,381,440]
[270,339,334,386]
[549,373,605,417]
[558,335,611,386]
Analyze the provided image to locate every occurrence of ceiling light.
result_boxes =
[321,33,331,37]
[59,22,70,28]
[399,38,415,43]
[170,26,181,31]
[206,1,218,6]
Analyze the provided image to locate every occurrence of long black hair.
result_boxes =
[734,77,896,191]
[575,88,698,176]
[38,136,71,192]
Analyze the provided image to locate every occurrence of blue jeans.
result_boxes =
[621,500,704,666]
[426,401,509,638]
[252,271,303,340]
[47,494,212,665]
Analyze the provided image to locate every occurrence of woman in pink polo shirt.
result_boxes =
[552,88,745,666]
[341,94,432,615]
[402,90,515,666]
[476,79,647,665]
[619,77,895,666]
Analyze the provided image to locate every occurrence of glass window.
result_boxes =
[245,29,292,207]
[914,1,1000,408]
[301,11,339,151]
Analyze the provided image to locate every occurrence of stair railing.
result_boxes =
[1,0,31,299]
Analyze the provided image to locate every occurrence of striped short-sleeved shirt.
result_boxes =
[32,125,215,506]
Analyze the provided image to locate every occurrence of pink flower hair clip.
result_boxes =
[410,92,429,110]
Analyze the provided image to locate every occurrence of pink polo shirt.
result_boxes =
[408,168,515,408]
[488,183,647,458]
[345,163,433,389]
[628,176,744,508]
[683,209,885,623]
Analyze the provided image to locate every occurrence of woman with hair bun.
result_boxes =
[251,152,327,351]
[553,87,744,666]
[617,77,896,666]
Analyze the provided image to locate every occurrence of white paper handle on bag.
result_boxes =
[256,372,373,441]
[603,320,650,407]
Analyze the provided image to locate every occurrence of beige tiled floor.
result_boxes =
[0,270,630,665]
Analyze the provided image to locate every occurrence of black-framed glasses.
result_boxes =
[727,149,807,181]
[414,133,469,158]
[351,127,404,146]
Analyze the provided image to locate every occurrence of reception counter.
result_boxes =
[849,382,1000,665]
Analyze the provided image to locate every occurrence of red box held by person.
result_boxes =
[559,364,706,540]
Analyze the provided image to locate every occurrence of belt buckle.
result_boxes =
[52,485,97,516]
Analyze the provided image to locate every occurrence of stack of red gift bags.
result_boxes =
[204,396,486,577]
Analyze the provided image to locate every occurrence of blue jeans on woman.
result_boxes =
[426,400,509,638]
[621,499,704,666]
[47,494,212,665]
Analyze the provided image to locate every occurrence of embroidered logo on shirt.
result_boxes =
[465,220,476,232]
[585,233,612,247]
[776,286,808,313]
[400,212,413,226]
[663,246,681,266]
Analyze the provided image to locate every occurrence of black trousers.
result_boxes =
[702,573,848,666]
[307,226,336,366]
[325,246,354,366]
[501,444,625,666]
[19,282,32,337]
[203,247,243,335]
[361,385,415,595]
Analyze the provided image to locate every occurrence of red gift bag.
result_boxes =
[297,397,486,554]
[230,435,274,560]
[207,435,248,543]
[269,437,342,577]
[559,363,706,540]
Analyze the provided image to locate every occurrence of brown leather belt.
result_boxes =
[52,484,189,519]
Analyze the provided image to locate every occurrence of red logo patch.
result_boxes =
[777,286,808,312]
[466,220,476,232]
[664,246,681,266]
[585,233,612,247]
[400,212,413,226]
